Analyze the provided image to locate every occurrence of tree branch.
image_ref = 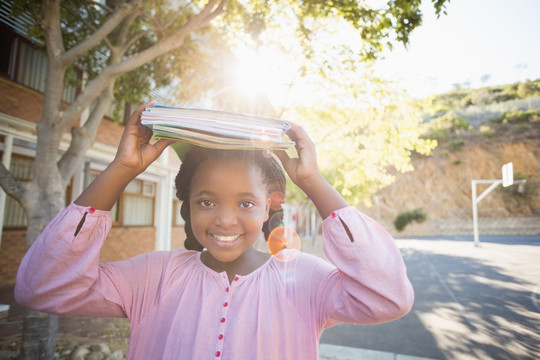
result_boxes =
[41,0,65,62]
[0,163,27,204]
[60,3,115,50]
[58,0,229,129]
[60,1,140,67]
[121,30,150,54]
[112,8,139,54]
[82,0,114,14]
[107,0,229,77]
[58,83,115,184]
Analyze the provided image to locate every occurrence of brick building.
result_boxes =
[0,14,186,287]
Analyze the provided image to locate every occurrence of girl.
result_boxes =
[15,102,414,359]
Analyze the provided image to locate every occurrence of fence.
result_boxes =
[454,97,540,125]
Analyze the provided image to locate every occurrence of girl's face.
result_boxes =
[189,157,271,264]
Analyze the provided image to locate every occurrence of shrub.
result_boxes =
[424,128,449,142]
[423,111,470,141]
[499,172,532,196]
[492,109,540,124]
[394,209,428,232]
[479,125,496,137]
[448,138,465,152]
[514,124,530,133]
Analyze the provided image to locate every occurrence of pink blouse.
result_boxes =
[15,203,413,360]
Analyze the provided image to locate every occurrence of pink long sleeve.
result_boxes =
[14,203,125,317]
[318,206,414,327]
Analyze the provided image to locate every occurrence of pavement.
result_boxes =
[314,235,540,360]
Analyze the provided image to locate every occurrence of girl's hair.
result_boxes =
[175,147,286,251]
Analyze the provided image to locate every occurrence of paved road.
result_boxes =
[317,235,540,360]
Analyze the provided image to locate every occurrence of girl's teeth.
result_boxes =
[213,234,240,242]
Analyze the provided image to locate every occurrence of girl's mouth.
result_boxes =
[209,233,243,248]
[211,234,240,242]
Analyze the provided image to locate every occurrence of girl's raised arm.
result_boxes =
[75,102,175,210]
[275,122,348,219]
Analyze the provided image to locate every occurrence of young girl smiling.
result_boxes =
[15,102,414,359]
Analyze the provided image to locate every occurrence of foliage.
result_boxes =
[491,109,540,124]
[479,125,496,137]
[394,208,427,231]
[447,138,465,152]
[499,172,532,196]
[9,0,232,110]
[290,84,437,205]
[417,78,540,115]
[422,110,470,142]
[517,80,539,98]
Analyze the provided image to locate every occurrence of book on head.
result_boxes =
[141,105,295,153]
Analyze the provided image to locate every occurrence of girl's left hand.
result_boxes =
[275,121,348,219]
[274,122,321,190]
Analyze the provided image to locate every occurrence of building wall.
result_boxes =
[0,230,26,287]
[0,77,44,123]
[0,226,187,287]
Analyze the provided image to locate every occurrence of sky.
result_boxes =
[375,0,540,98]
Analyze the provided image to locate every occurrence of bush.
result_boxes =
[514,124,530,133]
[498,172,534,197]
[448,138,465,152]
[394,209,428,232]
[423,111,470,141]
[479,125,496,137]
[492,109,540,124]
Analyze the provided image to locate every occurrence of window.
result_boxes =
[2,155,33,228]
[16,41,77,103]
[121,179,155,226]
[172,199,185,226]
[0,25,78,102]
[91,172,156,226]
[0,27,15,77]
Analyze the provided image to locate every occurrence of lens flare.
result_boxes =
[267,226,301,261]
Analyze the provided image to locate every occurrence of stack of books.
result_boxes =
[141,105,294,151]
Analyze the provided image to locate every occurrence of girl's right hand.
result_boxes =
[111,102,176,177]
[75,102,175,210]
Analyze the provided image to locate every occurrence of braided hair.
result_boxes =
[175,147,286,251]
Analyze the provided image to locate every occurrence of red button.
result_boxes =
[225,287,229,292]
[218,334,224,340]
[88,207,96,214]
[223,302,228,307]
[220,317,226,323]
[234,276,239,281]
[331,211,337,218]
[215,351,221,357]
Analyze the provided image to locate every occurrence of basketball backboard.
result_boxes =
[502,162,513,187]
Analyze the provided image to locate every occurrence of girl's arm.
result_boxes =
[15,102,175,316]
[275,122,348,219]
[277,122,414,327]
[75,101,175,210]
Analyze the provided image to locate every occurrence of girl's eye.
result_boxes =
[198,199,214,207]
[239,201,255,209]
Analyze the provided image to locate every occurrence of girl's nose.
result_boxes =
[216,207,238,227]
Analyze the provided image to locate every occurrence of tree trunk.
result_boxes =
[19,168,65,358]
[20,310,59,360]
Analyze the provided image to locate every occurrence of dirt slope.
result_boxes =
[359,123,540,235]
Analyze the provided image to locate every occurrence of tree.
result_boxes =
[0,0,449,358]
